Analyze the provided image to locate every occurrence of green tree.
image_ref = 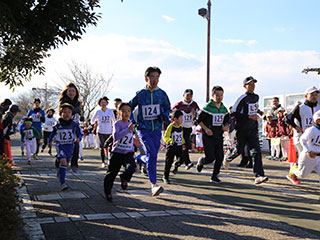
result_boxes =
[0,0,101,88]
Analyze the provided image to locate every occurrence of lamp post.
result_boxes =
[32,82,48,109]
[198,0,211,102]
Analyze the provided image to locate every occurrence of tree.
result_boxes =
[0,0,101,88]
[60,61,113,120]
[12,87,60,119]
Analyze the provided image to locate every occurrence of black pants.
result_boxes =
[104,152,136,195]
[227,129,264,177]
[174,127,192,167]
[199,134,224,179]
[42,131,52,152]
[239,144,252,166]
[164,144,182,179]
[71,142,79,167]
[98,133,111,163]
[35,131,42,155]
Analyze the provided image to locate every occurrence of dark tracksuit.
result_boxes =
[163,123,185,180]
[197,100,229,179]
[228,92,265,178]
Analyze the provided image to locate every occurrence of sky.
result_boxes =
[2,0,320,113]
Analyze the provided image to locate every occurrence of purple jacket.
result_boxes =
[111,120,134,154]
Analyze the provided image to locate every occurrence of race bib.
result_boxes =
[183,112,193,125]
[172,131,183,145]
[305,117,313,129]
[142,104,160,120]
[101,115,111,124]
[32,113,41,122]
[24,129,34,139]
[248,103,259,115]
[56,129,75,144]
[212,114,225,126]
[117,132,134,151]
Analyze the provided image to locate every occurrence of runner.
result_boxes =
[113,98,122,120]
[196,86,229,183]
[41,108,56,155]
[59,83,82,173]
[27,98,45,157]
[21,118,41,164]
[18,118,26,156]
[104,102,136,201]
[91,96,115,168]
[163,110,185,184]
[225,76,268,184]
[286,86,320,184]
[129,66,171,196]
[49,103,82,190]
[288,110,320,185]
[171,89,199,173]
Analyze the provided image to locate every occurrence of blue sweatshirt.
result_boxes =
[129,86,171,132]
[49,118,82,145]
[27,108,45,132]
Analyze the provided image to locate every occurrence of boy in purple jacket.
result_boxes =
[104,103,136,201]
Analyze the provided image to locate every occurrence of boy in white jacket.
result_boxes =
[287,110,320,184]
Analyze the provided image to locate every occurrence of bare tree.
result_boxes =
[59,61,113,120]
[12,88,60,119]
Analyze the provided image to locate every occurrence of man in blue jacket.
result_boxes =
[130,66,171,196]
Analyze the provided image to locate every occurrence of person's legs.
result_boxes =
[293,153,318,178]
[247,130,265,178]
[212,139,224,179]
[164,146,176,180]
[121,152,137,182]
[181,127,192,166]
[25,141,31,160]
[98,133,107,163]
[137,130,161,184]
[71,142,80,169]
[104,152,123,195]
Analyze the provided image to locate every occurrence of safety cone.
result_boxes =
[287,137,297,163]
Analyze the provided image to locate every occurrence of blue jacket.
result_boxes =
[49,118,82,145]
[27,108,45,132]
[129,86,171,132]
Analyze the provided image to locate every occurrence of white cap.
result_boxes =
[304,86,319,94]
[313,110,320,122]
[278,106,286,112]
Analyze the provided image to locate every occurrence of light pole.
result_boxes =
[198,0,211,102]
[32,82,48,109]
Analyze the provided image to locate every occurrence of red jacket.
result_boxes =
[277,117,291,137]
[266,121,278,138]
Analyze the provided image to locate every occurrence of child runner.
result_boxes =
[113,98,122,120]
[18,118,26,156]
[27,98,45,157]
[171,89,200,172]
[288,110,320,185]
[277,107,290,161]
[163,110,185,184]
[21,118,41,164]
[59,83,82,173]
[104,103,136,201]
[196,86,229,183]
[195,125,203,153]
[129,66,171,196]
[91,96,115,168]
[41,108,56,155]
[48,103,82,190]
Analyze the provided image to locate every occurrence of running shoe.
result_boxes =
[162,177,170,184]
[196,157,204,172]
[48,150,52,156]
[186,162,194,170]
[286,174,300,184]
[172,166,178,174]
[141,164,148,176]
[254,176,269,184]
[151,185,164,196]
[41,148,44,153]
[60,183,69,191]
[22,151,24,156]
[80,156,84,161]
[101,163,106,168]
[120,175,128,190]
[105,194,112,202]
[27,160,31,165]
[210,176,222,184]
[33,154,37,160]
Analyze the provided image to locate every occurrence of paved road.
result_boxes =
[10,136,320,240]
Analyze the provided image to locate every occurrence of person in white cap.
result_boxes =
[287,109,320,185]
[286,86,320,184]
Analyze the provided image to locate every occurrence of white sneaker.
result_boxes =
[223,160,230,170]
[101,163,106,168]
[254,176,268,184]
[61,183,69,191]
[151,185,164,196]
